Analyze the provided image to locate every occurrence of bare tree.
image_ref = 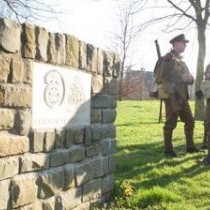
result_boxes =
[0,0,61,23]
[108,0,144,100]
[136,0,210,119]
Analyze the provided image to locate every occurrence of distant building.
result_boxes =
[120,69,195,100]
[121,70,154,100]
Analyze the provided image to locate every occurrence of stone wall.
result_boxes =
[0,18,120,210]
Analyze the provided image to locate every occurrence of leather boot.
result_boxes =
[164,130,173,151]
[185,132,199,153]
[202,155,210,164]
[163,130,177,157]
[207,133,210,155]
[201,123,208,149]
[201,133,210,164]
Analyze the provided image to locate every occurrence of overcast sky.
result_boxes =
[39,0,210,77]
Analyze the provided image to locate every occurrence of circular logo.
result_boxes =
[68,83,85,107]
[44,70,65,108]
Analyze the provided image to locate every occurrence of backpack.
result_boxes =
[154,58,163,84]
[153,58,169,99]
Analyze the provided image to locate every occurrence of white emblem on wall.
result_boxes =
[32,62,91,130]
[44,70,65,108]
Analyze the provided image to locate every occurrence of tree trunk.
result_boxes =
[118,64,124,101]
[194,27,206,120]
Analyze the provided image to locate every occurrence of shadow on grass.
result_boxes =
[117,119,189,127]
[115,140,209,190]
[117,121,161,127]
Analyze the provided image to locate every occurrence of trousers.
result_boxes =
[163,99,195,151]
[203,99,210,154]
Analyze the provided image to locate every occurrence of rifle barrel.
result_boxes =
[155,39,161,59]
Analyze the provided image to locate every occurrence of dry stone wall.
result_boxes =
[0,18,120,210]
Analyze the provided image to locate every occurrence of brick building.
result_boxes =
[121,70,154,100]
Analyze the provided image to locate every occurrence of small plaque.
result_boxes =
[32,62,91,129]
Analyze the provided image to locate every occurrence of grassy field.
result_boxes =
[106,100,210,210]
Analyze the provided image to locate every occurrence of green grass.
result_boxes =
[105,100,210,210]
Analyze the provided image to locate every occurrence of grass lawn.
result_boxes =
[108,100,210,210]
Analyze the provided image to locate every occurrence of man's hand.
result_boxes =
[182,74,194,85]
[195,90,203,100]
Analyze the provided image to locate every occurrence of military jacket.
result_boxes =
[201,65,210,99]
[161,50,190,100]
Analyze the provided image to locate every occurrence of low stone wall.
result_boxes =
[0,18,120,210]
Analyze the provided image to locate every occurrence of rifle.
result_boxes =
[154,40,163,123]
[155,40,161,59]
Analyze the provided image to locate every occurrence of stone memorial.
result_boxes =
[0,17,120,210]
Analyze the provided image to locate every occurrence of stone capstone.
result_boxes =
[0,18,21,53]
[21,23,36,58]
[35,26,49,62]
[66,35,79,68]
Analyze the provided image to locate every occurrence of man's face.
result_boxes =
[173,41,187,53]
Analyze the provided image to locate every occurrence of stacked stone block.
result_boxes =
[0,18,120,210]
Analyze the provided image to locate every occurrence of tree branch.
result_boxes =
[166,0,196,21]
[0,0,62,23]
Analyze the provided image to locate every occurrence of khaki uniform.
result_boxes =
[201,65,210,155]
[204,99,210,154]
[161,50,196,153]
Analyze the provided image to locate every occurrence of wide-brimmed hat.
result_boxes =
[169,34,189,44]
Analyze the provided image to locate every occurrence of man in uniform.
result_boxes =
[199,63,210,163]
[161,34,199,157]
